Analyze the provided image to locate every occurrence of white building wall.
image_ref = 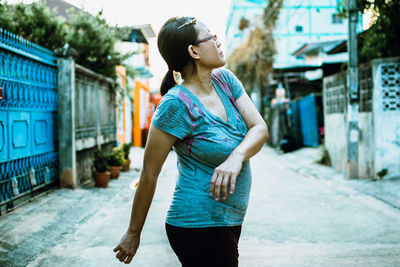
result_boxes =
[324,113,347,172]
[323,57,400,179]
[358,112,374,178]
[125,96,133,143]
[372,58,400,178]
[226,0,357,69]
[323,72,347,174]
[226,0,261,53]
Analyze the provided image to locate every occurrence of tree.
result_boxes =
[0,1,68,51]
[66,10,122,78]
[337,0,400,62]
[0,1,13,29]
[0,1,126,79]
[227,0,283,116]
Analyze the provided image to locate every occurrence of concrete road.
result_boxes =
[1,146,400,267]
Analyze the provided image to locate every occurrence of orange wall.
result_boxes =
[133,81,150,147]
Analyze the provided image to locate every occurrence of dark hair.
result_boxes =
[157,17,199,96]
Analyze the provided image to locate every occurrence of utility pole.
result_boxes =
[347,0,359,178]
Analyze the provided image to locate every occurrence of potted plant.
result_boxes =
[122,142,133,172]
[93,150,111,187]
[108,147,126,179]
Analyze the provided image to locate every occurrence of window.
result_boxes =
[332,14,343,24]
[295,25,303,32]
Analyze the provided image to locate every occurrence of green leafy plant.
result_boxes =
[66,10,123,78]
[93,150,110,173]
[0,1,68,51]
[315,147,332,166]
[108,147,126,166]
[121,143,132,160]
[0,1,14,30]
[336,0,400,62]
[376,168,388,179]
[0,1,126,79]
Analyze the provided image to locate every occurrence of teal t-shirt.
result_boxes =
[152,68,251,228]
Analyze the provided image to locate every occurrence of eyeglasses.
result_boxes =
[194,34,218,45]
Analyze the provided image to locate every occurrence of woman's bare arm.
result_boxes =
[210,92,269,201]
[114,124,177,264]
[232,92,269,160]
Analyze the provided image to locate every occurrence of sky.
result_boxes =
[8,0,373,92]
[63,0,233,91]
[8,0,233,91]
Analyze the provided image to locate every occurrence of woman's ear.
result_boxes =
[188,45,200,60]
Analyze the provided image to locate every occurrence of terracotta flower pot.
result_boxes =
[109,166,122,179]
[122,159,131,172]
[93,171,111,187]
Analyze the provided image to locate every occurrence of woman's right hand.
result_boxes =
[113,230,140,264]
[112,125,176,264]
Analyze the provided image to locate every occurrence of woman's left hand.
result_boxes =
[210,151,245,201]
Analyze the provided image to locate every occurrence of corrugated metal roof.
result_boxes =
[326,30,368,54]
[292,39,346,56]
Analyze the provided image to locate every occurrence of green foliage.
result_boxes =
[125,64,140,78]
[114,26,134,41]
[121,143,132,160]
[66,10,122,78]
[315,147,332,166]
[336,0,400,62]
[93,150,109,173]
[359,0,400,62]
[0,1,13,29]
[0,1,126,79]
[376,168,388,179]
[108,147,126,166]
[0,1,68,51]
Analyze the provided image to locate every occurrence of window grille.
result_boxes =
[332,14,343,24]
[381,63,400,111]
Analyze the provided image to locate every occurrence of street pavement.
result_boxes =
[1,146,400,267]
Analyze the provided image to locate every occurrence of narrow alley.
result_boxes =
[1,146,400,267]
[2,1,400,266]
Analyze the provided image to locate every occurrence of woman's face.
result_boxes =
[193,22,225,69]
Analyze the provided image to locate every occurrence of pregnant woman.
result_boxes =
[113,16,269,267]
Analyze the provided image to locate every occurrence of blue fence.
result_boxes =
[0,28,59,214]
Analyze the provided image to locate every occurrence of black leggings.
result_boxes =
[165,223,242,267]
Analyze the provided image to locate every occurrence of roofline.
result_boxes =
[327,29,369,54]
[292,43,309,56]
[130,24,156,39]
[292,39,347,56]
[327,41,347,54]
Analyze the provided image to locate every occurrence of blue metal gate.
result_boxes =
[0,29,58,214]
[298,94,319,147]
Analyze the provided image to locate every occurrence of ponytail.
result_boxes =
[158,16,199,95]
[160,70,177,96]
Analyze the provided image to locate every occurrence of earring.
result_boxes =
[172,71,181,84]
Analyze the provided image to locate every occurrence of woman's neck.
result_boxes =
[181,66,213,96]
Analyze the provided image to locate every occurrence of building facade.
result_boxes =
[114,25,155,147]
[226,0,361,69]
